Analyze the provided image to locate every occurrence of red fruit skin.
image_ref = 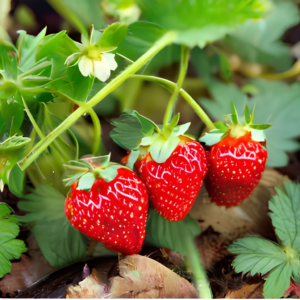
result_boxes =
[205,132,267,208]
[65,168,148,255]
[136,136,208,221]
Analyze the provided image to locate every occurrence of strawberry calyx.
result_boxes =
[63,154,129,191]
[110,110,191,168]
[200,102,272,146]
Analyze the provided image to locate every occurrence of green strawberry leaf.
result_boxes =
[8,165,25,198]
[18,184,88,268]
[117,21,166,62]
[77,172,96,191]
[249,124,272,130]
[219,53,232,82]
[292,259,300,284]
[110,110,158,150]
[0,136,30,190]
[199,79,300,167]
[145,209,201,255]
[263,262,292,298]
[96,23,128,50]
[269,181,300,253]
[17,28,47,72]
[48,0,105,34]
[229,236,287,276]
[223,1,299,72]
[137,0,266,48]
[0,203,27,278]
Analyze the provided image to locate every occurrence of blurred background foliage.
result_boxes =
[1,0,300,177]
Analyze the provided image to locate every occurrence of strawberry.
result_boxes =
[205,131,267,207]
[111,111,208,221]
[135,136,207,221]
[64,156,148,255]
[200,103,271,208]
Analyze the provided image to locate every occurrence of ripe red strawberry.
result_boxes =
[134,136,207,221]
[65,164,148,255]
[200,103,271,208]
[111,111,207,221]
[205,131,267,207]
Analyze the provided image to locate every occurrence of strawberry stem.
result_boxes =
[130,75,216,131]
[185,234,212,298]
[163,45,190,128]
[19,31,176,171]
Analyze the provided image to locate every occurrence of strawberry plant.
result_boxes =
[0,203,27,278]
[229,181,300,298]
[1,0,300,298]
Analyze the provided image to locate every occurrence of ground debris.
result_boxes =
[110,255,198,298]
[191,169,287,242]
[196,226,229,270]
[0,235,55,297]
[225,280,264,299]
[66,254,198,298]
[66,269,110,298]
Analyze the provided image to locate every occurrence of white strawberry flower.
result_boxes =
[65,30,118,82]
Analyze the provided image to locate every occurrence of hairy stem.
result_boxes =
[19,31,176,170]
[163,45,189,128]
[131,75,216,131]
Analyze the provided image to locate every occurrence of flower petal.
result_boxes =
[65,52,82,66]
[93,60,111,82]
[102,53,118,71]
[78,56,93,77]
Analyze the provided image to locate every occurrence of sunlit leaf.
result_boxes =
[137,0,267,48]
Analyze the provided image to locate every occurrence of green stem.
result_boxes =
[163,45,189,128]
[50,90,102,156]
[180,89,215,131]
[131,75,216,131]
[185,235,212,299]
[22,97,44,139]
[88,108,101,156]
[19,31,176,170]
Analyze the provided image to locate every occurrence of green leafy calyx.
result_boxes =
[110,110,191,166]
[63,154,129,191]
[200,102,271,146]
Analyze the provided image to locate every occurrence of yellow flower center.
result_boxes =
[85,46,102,61]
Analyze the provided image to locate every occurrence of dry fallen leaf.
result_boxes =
[225,281,264,299]
[190,169,287,242]
[0,235,55,297]
[110,255,198,298]
[196,226,229,270]
[66,269,109,299]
